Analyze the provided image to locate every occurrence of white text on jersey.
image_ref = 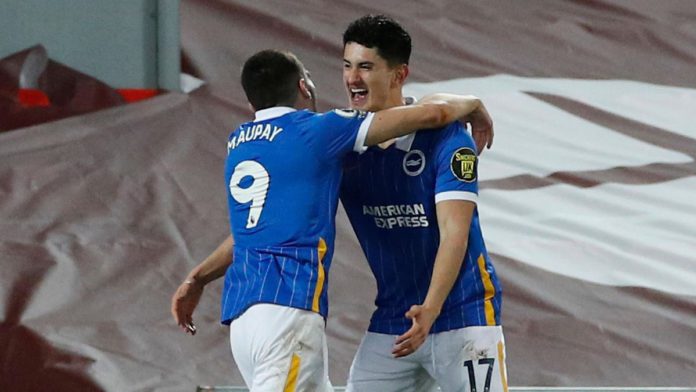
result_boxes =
[228,123,284,152]
[362,204,429,229]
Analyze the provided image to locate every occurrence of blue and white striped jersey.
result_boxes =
[340,121,502,335]
[221,107,373,324]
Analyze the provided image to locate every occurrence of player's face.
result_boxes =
[343,42,402,111]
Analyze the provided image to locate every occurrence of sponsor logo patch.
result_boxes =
[450,147,477,182]
[402,150,426,176]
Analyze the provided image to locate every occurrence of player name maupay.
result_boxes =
[228,123,284,152]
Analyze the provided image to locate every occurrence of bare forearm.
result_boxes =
[186,235,234,286]
[424,200,475,312]
[418,93,482,126]
[364,94,483,146]
[423,237,468,312]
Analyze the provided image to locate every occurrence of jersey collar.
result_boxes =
[254,106,296,122]
[394,133,416,151]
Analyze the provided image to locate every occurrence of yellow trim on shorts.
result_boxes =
[283,353,301,392]
[498,341,509,392]
[477,254,497,326]
[312,238,327,313]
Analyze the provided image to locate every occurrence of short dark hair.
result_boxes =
[241,50,305,110]
[343,14,411,66]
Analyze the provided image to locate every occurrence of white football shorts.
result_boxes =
[347,325,508,392]
[229,303,333,392]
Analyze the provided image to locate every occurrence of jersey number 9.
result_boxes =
[229,160,270,229]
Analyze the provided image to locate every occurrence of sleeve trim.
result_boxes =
[435,191,478,204]
[353,112,374,154]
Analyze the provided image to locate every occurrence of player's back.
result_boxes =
[226,109,340,249]
[221,107,372,324]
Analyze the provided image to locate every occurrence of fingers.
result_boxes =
[395,326,415,346]
[392,334,414,357]
[392,303,436,357]
[474,132,486,156]
[474,128,493,155]
[177,310,196,335]
[397,305,421,352]
[470,124,491,156]
[484,123,494,150]
[177,302,195,334]
[173,302,189,332]
[171,283,199,335]
[480,106,493,149]
[184,312,195,334]
[469,104,493,154]
[393,320,426,358]
[392,343,414,358]
[392,333,425,358]
[472,127,492,155]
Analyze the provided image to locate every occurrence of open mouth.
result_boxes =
[349,87,368,107]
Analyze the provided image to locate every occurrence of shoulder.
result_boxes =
[435,121,475,147]
[310,109,371,127]
[329,108,369,119]
[432,122,478,177]
[444,120,470,137]
[311,109,370,129]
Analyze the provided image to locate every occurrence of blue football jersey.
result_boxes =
[221,107,373,324]
[340,121,502,335]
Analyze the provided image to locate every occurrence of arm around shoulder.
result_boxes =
[418,93,482,126]
[420,93,494,154]
[364,94,486,146]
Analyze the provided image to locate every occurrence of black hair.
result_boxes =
[241,50,304,110]
[343,14,412,66]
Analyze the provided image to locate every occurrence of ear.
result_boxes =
[299,78,313,99]
[392,64,409,86]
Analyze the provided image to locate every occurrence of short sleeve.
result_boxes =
[314,109,374,160]
[433,122,479,204]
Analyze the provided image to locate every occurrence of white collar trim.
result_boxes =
[254,106,296,121]
[395,133,416,151]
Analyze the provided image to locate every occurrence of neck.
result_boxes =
[382,91,405,110]
[375,91,406,149]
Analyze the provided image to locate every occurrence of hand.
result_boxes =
[392,304,439,358]
[171,280,204,335]
[463,103,493,155]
